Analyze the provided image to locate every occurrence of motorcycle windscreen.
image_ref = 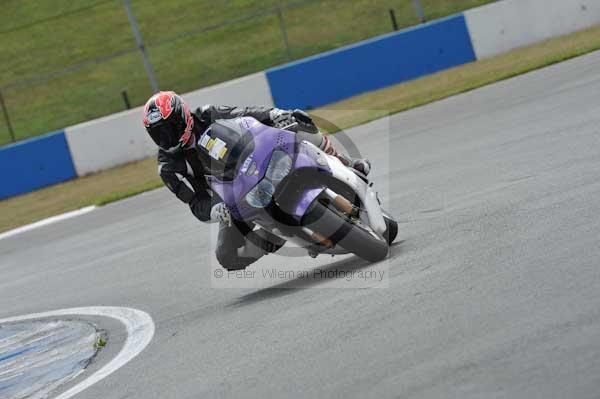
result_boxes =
[196,119,255,180]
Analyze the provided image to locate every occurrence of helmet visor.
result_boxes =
[147,121,180,150]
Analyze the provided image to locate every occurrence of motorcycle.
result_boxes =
[198,116,398,262]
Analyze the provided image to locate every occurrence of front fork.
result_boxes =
[321,152,387,235]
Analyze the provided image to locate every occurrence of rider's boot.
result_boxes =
[321,135,371,176]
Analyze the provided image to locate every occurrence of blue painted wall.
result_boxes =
[0,131,76,200]
[266,14,476,109]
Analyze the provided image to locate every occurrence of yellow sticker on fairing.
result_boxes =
[199,132,211,147]
[209,138,228,160]
[199,131,228,160]
[205,138,216,151]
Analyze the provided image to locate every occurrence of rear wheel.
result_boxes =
[302,202,389,262]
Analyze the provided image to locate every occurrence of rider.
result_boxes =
[143,91,370,270]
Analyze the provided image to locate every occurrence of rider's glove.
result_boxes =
[292,109,318,133]
[270,108,318,133]
[269,108,295,129]
[291,109,313,125]
[210,202,231,225]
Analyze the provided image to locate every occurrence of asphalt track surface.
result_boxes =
[2,51,600,399]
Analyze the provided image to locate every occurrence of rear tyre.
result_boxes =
[302,202,389,262]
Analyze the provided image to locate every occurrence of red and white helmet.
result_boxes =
[143,91,194,153]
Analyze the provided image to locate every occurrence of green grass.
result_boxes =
[94,337,107,350]
[0,0,495,145]
[1,23,600,234]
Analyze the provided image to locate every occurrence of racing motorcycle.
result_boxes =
[198,116,398,262]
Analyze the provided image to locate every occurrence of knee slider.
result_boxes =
[215,247,251,271]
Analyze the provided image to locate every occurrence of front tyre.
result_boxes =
[302,202,389,262]
[382,210,398,245]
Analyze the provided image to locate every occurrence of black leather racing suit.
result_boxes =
[158,105,322,270]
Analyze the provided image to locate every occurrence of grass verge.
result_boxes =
[0,158,161,233]
[1,24,600,234]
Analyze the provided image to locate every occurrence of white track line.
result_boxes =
[0,306,155,399]
[0,206,96,241]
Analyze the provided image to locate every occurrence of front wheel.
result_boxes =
[302,202,389,262]
[382,210,398,245]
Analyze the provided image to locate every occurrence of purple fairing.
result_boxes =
[207,117,331,222]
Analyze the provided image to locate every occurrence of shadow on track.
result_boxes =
[227,241,404,308]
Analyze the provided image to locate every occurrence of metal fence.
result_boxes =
[0,0,496,145]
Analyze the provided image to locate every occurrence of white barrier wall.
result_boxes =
[465,0,600,59]
[65,72,273,176]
